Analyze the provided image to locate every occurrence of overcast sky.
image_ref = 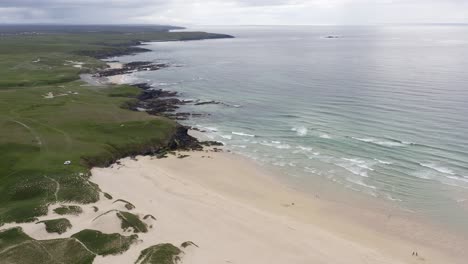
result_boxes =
[1,0,467,26]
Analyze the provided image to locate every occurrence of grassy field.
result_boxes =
[0,28,231,226]
[0,81,177,224]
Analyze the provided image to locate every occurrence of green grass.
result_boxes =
[114,199,136,210]
[117,211,148,233]
[37,218,72,234]
[72,229,138,256]
[54,205,83,216]
[0,82,177,224]
[0,32,231,89]
[135,244,182,264]
[0,27,229,262]
[103,192,113,200]
[0,227,96,264]
[0,227,33,251]
[180,241,199,248]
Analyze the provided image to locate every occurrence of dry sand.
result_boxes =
[87,150,465,264]
[106,75,125,84]
[107,62,123,69]
[2,148,465,263]
[105,62,125,84]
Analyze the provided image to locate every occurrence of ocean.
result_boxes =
[111,25,468,233]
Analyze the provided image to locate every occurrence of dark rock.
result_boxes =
[194,100,220,106]
[168,126,203,151]
[137,89,177,101]
[132,83,153,90]
[96,61,169,77]
[200,141,224,147]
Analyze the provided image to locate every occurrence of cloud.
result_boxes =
[0,0,467,25]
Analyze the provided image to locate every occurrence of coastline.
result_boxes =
[81,51,468,263]
[0,30,237,264]
[88,146,466,264]
[2,31,464,263]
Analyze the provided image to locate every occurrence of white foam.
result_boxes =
[203,126,218,132]
[420,163,455,175]
[220,134,233,140]
[154,82,178,87]
[335,158,376,177]
[384,193,403,202]
[273,161,287,167]
[296,146,313,152]
[260,141,291,149]
[374,159,392,165]
[292,126,308,136]
[319,134,332,139]
[232,131,256,137]
[352,137,409,147]
[412,171,433,180]
[445,175,468,183]
[345,177,377,190]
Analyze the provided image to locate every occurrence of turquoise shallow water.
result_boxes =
[112,25,468,232]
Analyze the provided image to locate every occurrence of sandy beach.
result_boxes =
[105,62,126,84]
[2,145,465,263]
[86,147,465,264]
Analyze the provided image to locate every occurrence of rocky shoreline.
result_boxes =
[92,42,229,155]
[97,61,169,77]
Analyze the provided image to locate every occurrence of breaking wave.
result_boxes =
[352,137,413,147]
[232,131,256,137]
[419,163,455,175]
[292,126,308,136]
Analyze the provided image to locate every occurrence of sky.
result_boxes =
[0,0,467,26]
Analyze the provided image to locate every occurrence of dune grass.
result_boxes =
[72,229,138,256]
[117,211,148,233]
[0,227,96,264]
[135,244,182,264]
[54,205,83,216]
[0,227,33,251]
[114,199,136,210]
[37,218,72,234]
[54,205,83,215]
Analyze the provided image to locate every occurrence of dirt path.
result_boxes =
[12,120,43,147]
[45,176,60,202]
[25,118,73,151]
